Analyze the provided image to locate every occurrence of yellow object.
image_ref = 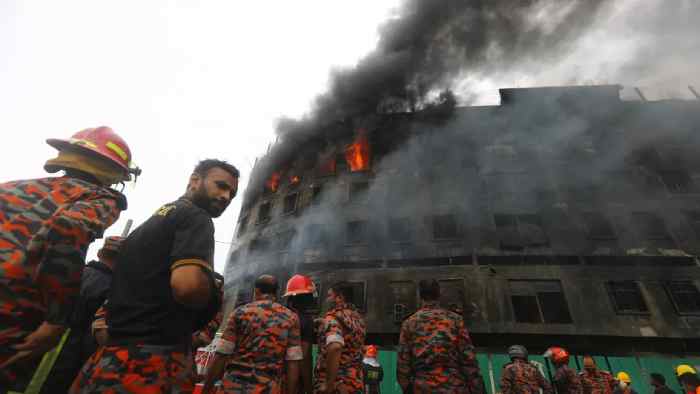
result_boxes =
[677,364,697,377]
[45,150,127,185]
[616,372,631,383]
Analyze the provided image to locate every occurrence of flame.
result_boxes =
[266,172,281,192]
[290,175,301,184]
[345,129,371,172]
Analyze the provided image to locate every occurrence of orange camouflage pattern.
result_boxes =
[554,364,582,394]
[397,301,484,394]
[0,176,124,387]
[313,301,366,394]
[500,359,553,394]
[579,369,616,394]
[216,295,302,393]
[69,344,195,394]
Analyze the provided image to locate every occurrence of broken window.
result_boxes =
[346,220,367,244]
[665,281,700,315]
[509,280,573,324]
[283,193,298,215]
[311,184,323,205]
[237,215,248,238]
[388,281,417,324]
[257,202,272,223]
[349,181,370,203]
[582,212,616,240]
[607,281,648,314]
[389,217,412,242]
[433,214,458,239]
[630,212,670,240]
[495,213,549,251]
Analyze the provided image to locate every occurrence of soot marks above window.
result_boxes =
[509,280,573,324]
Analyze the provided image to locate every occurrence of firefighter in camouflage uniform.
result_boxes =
[578,355,617,394]
[397,279,484,394]
[0,126,137,393]
[545,346,581,394]
[314,281,367,394]
[500,345,553,394]
[203,275,302,394]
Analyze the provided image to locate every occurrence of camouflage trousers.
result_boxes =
[69,344,195,394]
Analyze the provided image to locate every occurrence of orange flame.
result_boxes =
[290,175,301,184]
[345,129,371,172]
[266,172,281,192]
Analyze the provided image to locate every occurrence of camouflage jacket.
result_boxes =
[216,296,302,391]
[579,369,616,394]
[500,359,553,394]
[0,177,124,350]
[314,302,367,394]
[554,365,582,394]
[397,301,484,394]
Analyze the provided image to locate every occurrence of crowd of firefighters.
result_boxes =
[1,126,699,394]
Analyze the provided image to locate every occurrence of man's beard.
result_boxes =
[192,187,227,217]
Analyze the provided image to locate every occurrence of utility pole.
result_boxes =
[689,85,700,100]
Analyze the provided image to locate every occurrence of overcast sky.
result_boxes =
[2,0,697,273]
[0,0,402,273]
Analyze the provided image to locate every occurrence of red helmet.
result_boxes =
[46,126,140,179]
[284,274,316,297]
[544,347,570,364]
[365,345,378,358]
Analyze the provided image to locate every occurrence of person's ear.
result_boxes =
[188,173,202,192]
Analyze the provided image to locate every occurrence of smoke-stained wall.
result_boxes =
[225,85,700,350]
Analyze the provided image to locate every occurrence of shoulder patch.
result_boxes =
[155,204,177,217]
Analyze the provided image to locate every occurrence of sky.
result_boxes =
[0,0,402,273]
[1,0,698,273]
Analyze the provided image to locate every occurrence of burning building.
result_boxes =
[225,85,700,392]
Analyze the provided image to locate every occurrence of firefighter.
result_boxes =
[649,373,674,394]
[397,279,484,394]
[284,274,318,394]
[676,365,700,394]
[202,274,302,394]
[41,236,124,394]
[70,159,238,394]
[544,346,581,394]
[0,126,137,392]
[314,281,367,394]
[578,355,616,394]
[613,372,638,394]
[362,345,383,394]
[500,345,553,394]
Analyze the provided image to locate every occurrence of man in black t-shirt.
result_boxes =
[70,159,239,394]
[284,274,318,394]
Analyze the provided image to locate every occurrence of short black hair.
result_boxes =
[255,274,278,295]
[194,159,239,179]
[650,373,665,385]
[419,279,440,301]
[330,281,354,303]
